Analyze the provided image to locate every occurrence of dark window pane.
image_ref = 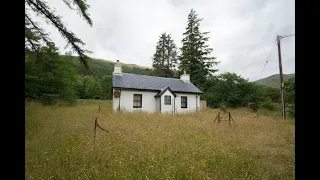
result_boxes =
[164,95,171,105]
[181,96,187,108]
[133,94,142,108]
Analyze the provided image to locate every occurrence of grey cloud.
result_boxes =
[36,0,294,81]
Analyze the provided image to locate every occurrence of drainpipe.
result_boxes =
[118,90,121,112]
[173,96,176,115]
[196,94,200,112]
[160,97,161,113]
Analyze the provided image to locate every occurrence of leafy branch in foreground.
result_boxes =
[25,0,93,69]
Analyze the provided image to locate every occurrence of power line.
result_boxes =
[259,41,277,79]
[259,34,294,79]
[280,34,295,39]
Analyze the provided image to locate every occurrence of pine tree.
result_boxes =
[179,9,219,88]
[152,32,178,77]
[152,33,166,77]
[165,34,178,73]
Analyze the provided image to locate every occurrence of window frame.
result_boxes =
[164,95,171,105]
[133,94,142,108]
[181,96,187,108]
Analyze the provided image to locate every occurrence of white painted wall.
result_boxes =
[160,90,174,114]
[113,89,158,113]
[112,89,120,112]
[112,89,201,114]
[174,93,200,114]
[156,98,160,112]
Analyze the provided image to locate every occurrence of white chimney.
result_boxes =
[180,70,190,82]
[113,60,122,76]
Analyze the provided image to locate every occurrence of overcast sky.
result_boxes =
[31,0,295,81]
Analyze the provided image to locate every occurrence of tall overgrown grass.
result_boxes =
[25,100,295,179]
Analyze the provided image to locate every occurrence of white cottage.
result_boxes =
[112,60,203,114]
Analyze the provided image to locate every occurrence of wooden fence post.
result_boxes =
[94,118,97,141]
[213,113,219,123]
[230,113,235,124]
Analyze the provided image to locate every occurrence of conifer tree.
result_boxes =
[165,34,178,73]
[179,9,219,88]
[152,32,178,77]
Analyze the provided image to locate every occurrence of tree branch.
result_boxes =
[27,0,91,70]
[25,33,38,52]
[25,32,41,64]
[63,0,93,26]
[25,13,47,38]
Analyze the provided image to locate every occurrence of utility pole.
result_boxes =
[277,35,286,120]
[276,34,295,120]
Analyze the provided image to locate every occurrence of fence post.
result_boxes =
[228,112,231,126]
[94,118,97,141]
[218,112,221,123]
[99,105,100,112]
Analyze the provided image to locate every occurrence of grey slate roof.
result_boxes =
[112,73,203,94]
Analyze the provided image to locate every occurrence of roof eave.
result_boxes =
[154,87,177,97]
[112,87,160,92]
[112,87,203,94]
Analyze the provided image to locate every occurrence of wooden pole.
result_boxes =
[94,118,97,140]
[213,113,219,123]
[230,113,235,124]
[99,105,100,112]
[228,112,231,126]
[277,35,286,120]
[218,112,220,123]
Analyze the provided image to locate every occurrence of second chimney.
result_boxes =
[180,70,190,82]
[113,60,122,76]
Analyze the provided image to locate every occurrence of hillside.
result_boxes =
[60,55,152,78]
[254,74,295,88]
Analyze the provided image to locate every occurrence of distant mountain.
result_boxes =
[59,55,152,78]
[254,73,295,88]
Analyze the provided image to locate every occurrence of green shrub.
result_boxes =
[248,102,260,112]
[219,102,227,112]
[287,105,295,118]
[39,94,59,105]
[262,99,277,111]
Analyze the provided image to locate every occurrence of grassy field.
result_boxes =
[25,100,295,180]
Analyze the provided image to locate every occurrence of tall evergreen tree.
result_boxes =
[152,33,166,77]
[152,32,178,77]
[165,34,178,73]
[179,9,219,88]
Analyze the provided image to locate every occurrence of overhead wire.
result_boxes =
[259,40,277,79]
[258,34,295,79]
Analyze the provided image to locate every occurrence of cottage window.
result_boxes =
[164,95,171,105]
[133,94,142,108]
[181,96,187,108]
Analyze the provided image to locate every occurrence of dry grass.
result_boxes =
[25,100,295,180]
